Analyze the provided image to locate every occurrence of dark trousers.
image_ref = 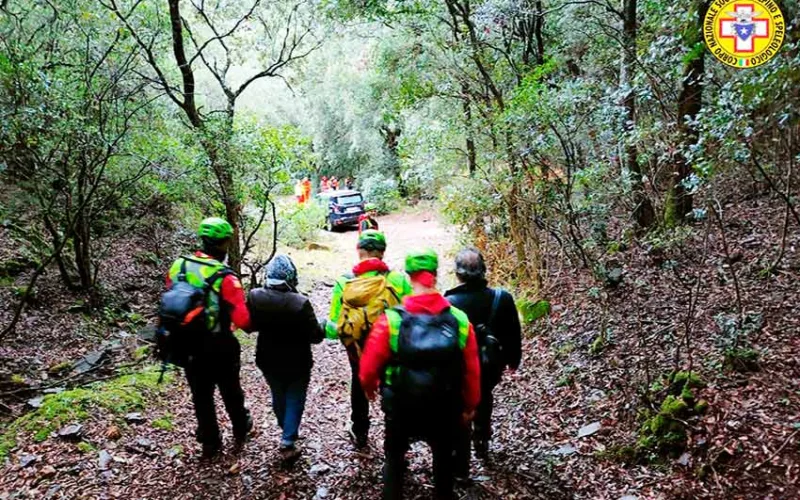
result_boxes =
[264,373,309,448]
[383,410,458,500]
[474,377,495,442]
[455,376,496,476]
[184,336,250,448]
[347,345,370,438]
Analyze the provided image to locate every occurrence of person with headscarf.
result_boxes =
[247,254,324,464]
[445,247,521,478]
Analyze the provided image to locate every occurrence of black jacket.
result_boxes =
[248,286,324,379]
[445,280,522,371]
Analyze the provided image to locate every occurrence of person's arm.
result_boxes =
[301,298,324,344]
[220,274,252,332]
[325,278,345,339]
[359,314,392,400]
[165,258,182,288]
[499,291,522,370]
[462,323,481,413]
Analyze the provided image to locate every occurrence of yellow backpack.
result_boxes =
[337,274,401,353]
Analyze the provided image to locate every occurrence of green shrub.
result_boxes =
[278,201,327,249]
[360,174,402,213]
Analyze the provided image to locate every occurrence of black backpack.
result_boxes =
[157,258,231,367]
[387,307,463,408]
[474,289,504,384]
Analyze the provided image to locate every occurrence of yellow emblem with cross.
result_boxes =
[703,0,785,68]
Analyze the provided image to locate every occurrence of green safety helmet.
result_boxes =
[365,203,377,211]
[198,217,233,241]
[358,229,387,251]
[405,249,438,273]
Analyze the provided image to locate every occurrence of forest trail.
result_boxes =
[0,207,570,499]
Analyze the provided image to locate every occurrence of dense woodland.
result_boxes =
[1,0,799,497]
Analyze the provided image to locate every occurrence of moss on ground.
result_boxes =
[637,371,707,457]
[133,345,152,361]
[76,441,96,453]
[151,413,174,431]
[234,330,256,348]
[0,366,172,459]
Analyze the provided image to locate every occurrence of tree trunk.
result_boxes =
[534,0,545,66]
[668,0,707,225]
[462,88,477,175]
[381,126,406,197]
[203,135,243,273]
[621,0,655,229]
[73,215,92,290]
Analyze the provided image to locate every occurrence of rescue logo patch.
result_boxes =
[703,0,785,68]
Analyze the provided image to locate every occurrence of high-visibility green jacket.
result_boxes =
[325,259,412,340]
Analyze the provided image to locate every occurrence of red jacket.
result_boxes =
[165,251,251,332]
[359,292,481,413]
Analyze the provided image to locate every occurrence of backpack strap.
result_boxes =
[447,306,471,350]
[204,268,233,292]
[385,307,405,353]
[487,288,502,327]
[384,307,406,385]
[176,258,189,283]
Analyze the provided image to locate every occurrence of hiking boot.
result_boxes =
[235,415,254,444]
[348,427,368,449]
[201,441,222,460]
[280,445,302,467]
[454,474,474,487]
[474,439,489,460]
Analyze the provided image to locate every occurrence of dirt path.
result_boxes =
[1,207,568,499]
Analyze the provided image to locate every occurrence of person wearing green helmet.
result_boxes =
[359,249,481,500]
[358,203,379,234]
[325,229,412,449]
[162,217,253,459]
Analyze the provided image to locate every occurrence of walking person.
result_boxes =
[360,249,481,500]
[159,217,253,459]
[358,203,379,234]
[325,230,412,448]
[248,255,324,464]
[445,247,521,477]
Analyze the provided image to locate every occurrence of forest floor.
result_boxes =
[1,199,799,499]
[0,208,569,500]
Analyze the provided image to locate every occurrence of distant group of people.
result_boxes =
[158,218,521,499]
[294,177,312,204]
[320,175,353,192]
[294,176,355,205]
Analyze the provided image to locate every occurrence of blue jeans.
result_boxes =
[264,374,309,448]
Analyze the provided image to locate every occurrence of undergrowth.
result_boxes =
[637,371,708,458]
[0,366,172,459]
